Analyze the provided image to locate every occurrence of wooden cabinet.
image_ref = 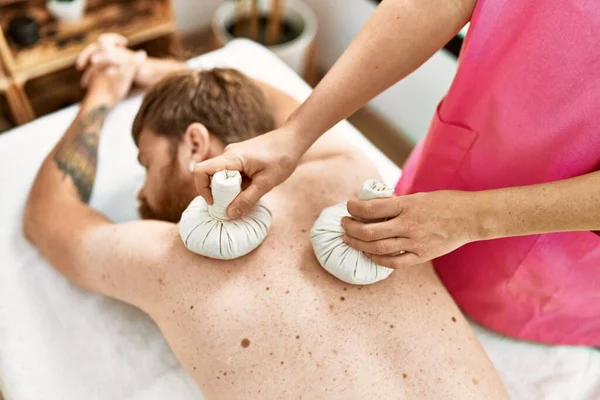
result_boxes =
[0,0,180,126]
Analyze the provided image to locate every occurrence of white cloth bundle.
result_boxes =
[179,170,272,259]
[311,180,395,285]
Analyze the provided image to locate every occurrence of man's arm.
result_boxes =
[77,34,300,128]
[23,64,172,309]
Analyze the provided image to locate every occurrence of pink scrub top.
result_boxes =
[396,0,600,345]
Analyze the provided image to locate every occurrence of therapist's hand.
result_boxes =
[193,127,305,219]
[342,190,480,268]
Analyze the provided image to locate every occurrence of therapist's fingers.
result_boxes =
[226,175,271,219]
[343,235,412,256]
[366,252,421,269]
[193,155,242,205]
[341,217,403,242]
[347,197,402,221]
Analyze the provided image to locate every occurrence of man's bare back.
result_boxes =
[133,131,507,399]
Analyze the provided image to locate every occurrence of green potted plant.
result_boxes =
[212,0,317,75]
[47,0,87,22]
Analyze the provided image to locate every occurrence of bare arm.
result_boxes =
[287,0,476,153]
[133,57,189,88]
[476,171,600,239]
[23,65,172,309]
[193,0,477,217]
[76,33,299,126]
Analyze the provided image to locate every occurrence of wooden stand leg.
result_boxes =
[5,81,35,125]
[166,32,184,59]
[302,40,319,87]
[145,33,183,60]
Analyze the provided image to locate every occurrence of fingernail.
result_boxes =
[188,161,196,173]
[342,235,349,243]
[230,208,241,219]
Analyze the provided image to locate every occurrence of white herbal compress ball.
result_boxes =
[179,170,272,259]
[311,180,395,285]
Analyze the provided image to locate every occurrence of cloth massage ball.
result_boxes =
[311,179,395,285]
[179,170,272,259]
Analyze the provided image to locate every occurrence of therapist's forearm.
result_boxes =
[475,171,600,240]
[287,0,476,152]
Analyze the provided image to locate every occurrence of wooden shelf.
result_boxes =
[0,68,7,90]
[0,0,178,125]
[1,0,175,82]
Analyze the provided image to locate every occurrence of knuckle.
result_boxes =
[404,218,419,232]
[359,226,375,241]
[361,202,376,219]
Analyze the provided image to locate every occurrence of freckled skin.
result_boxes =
[123,131,508,399]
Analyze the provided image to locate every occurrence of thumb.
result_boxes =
[227,179,269,219]
[193,154,241,205]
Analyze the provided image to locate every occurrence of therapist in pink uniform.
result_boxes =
[194,0,600,345]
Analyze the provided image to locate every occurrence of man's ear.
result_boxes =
[183,123,210,162]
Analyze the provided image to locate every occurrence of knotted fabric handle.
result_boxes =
[208,170,242,221]
[353,180,394,223]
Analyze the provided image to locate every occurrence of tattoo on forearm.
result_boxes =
[53,105,109,203]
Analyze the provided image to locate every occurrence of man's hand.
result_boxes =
[342,190,480,269]
[82,48,145,107]
[193,126,305,219]
[76,33,128,67]
[77,33,147,90]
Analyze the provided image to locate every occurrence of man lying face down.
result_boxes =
[23,35,509,400]
[132,67,275,223]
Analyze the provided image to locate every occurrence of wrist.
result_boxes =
[135,57,186,87]
[279,121,312,162]
[82,88,116,110]
[469,190,503,241]
[284,110,322,155]
[134,57,154,86]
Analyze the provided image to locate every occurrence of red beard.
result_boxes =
[138,160,195,223]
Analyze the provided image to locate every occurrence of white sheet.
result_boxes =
[0,39,598,400]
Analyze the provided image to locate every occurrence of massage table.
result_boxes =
[0,39,598,400]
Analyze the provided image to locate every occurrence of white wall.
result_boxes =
[173,0,459,144]
[172,0,220,34]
